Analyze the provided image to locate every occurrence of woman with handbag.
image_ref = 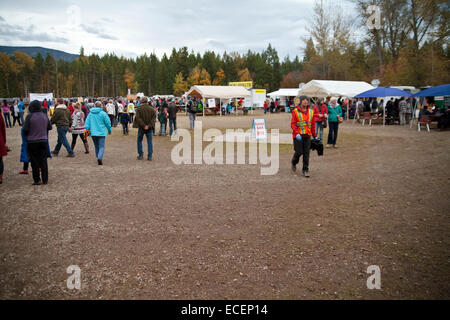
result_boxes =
[327,97,343,148]
[313,98,328,143]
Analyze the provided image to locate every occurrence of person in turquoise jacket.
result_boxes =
[84,101,111,165]
[327,97,342,148]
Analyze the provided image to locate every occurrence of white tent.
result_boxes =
[298,80,374,98]
[186,85,251,99]
[186,85,252,116]
[29,93,53,102]
[267,88,302,98]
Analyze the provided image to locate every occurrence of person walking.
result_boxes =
[399,97,407,125]
[42,98,49,115]
[22,100,52,185]
[133,97,156,161]
[158,106,168,136]
[106,99,116,127]
[187,96,197,129]
[85,101,112,165]
[405,98,412,125]
[0,108,7,184]
[127,100,136,123]
[291,96,316,177]
[12,100,20,127]
[327,97,342,148]
[167,98,178,136]
[313,98,328,143]
[119,107,130,135]
[2,100,11,128]
[51,98,74,157]
[18,99,25,126]
[70,103,89,154]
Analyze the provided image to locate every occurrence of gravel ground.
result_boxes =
[0,111,449,299]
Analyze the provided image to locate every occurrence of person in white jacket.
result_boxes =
[70,103,89,154]
[106,99,116,127]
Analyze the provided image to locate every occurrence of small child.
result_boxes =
[119,110,130,135]
[19,128,29,174]
[158,109,168,136]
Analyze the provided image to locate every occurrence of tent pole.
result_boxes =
[220,98,222,117]
[383,99,385,126]
[203,97,205,117]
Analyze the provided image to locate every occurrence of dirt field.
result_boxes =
[0,110,449,299]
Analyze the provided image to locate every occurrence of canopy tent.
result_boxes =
[186,85,252,116]
[186,85,251,99]
[298,80,374,98]
[267,88,302,98]
[355,87,413,126]
[413,84,450,97]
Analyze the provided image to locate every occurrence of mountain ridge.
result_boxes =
[0,46,79,62]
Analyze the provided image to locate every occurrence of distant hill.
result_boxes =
[0,46,79,62]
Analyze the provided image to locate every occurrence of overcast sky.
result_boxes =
[0,0,356,60]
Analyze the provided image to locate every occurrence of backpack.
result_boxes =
[190,101,198,113]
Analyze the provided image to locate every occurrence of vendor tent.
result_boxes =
[267,88,302,98]
[413,84,450,97]
[298,80,374,98]
[186,85,251,116]
[355,87,413,126]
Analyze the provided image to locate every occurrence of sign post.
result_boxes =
[252,118,267,141]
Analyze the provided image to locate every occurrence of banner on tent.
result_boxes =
[29,93,53,102]
[252,119,267,140]
[207,98,216,109]
[229,81,253,89]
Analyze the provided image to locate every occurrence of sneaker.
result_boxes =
[291,165,296,172]
[97,159,103,165]
[32,181,42,185]
[333,145,338,148]
[147,158,152,161]
[42,181,48,185]
[67,153,75,157]
[302,171,310,178]
[19,170,29,175]
[51,151,58,156]
[137,156,144,160]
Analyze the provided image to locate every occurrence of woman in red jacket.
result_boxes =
[313,98,328,142]
[0,112,8,184]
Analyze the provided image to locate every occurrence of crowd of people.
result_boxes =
[0,95,184,185]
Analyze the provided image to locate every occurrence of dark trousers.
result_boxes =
[0,156,3,175]
[121,122,129,134]
[3,113,11,128]
[292,137,311,172]
[327,122,339,145]
[108,114,115,127]
[28,142,48,183]
[71,133,87,148]
[13,115,21,126]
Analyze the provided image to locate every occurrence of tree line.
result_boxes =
[0,0,448,98]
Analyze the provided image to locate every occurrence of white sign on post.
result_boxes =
[208,98,216,109]
[252,118,267,140]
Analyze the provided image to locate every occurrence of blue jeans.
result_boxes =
[169,118,177,136]
[3,113,11,128]
[327,122,339,145]
[315,121,324,142]
[19,112,25,126]
[91,136,106,160]
[137,129,153,159]
[54,126,74,155]
[189,113,196,129]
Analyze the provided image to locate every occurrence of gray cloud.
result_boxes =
[80,24,118,40]
[0,16,68,43]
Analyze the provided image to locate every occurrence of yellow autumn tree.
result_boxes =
[123,68,135,89]
[238,68,252,81]
[173,72,189,96]
[213,68,226,85]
